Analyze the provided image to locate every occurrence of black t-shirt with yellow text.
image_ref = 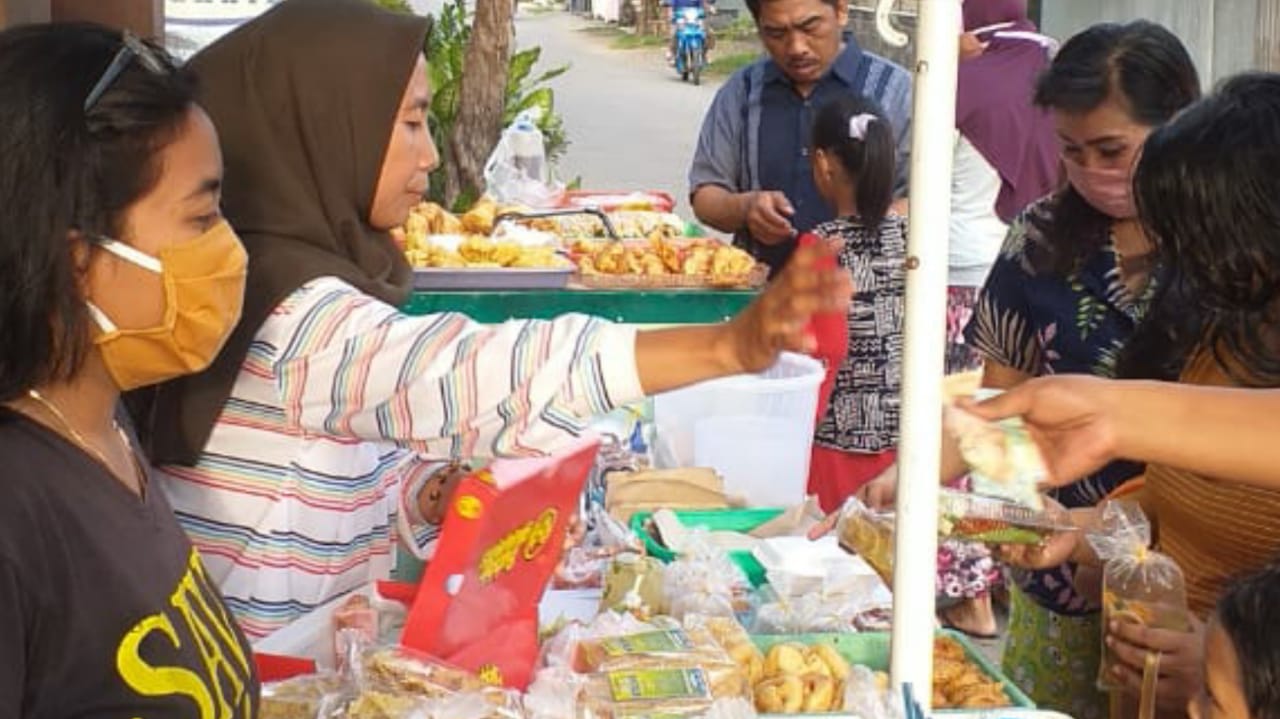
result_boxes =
[0,409,258,718]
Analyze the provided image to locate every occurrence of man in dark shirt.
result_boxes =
[688,0,912,272]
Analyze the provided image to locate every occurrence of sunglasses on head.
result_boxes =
[83,30,168,113]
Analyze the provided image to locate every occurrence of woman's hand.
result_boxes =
[857,463,899,509]
[1107,616,1206,713]
[716,240,852,374]
[960,375,1122,488]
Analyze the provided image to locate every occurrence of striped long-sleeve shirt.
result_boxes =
[157,277,644,639]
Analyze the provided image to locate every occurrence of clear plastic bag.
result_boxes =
[483,109,564,209]
[663,530,753,621]
[1086,500,1191,692]
[540,612,659,670]
[834,497,895,585]
[841,665,898,719]
[260,673,348,719]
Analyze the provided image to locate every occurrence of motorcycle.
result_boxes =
[673,6,707,86]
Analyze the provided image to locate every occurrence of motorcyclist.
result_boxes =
[664,0,714,66]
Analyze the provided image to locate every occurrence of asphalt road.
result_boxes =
[515,10,723,218]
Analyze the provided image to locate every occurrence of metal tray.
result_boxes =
[412,267,573,291]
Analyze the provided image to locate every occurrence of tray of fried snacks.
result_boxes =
[408,234,573,290]
[938,489,1076,545]
[747,640,853,714]
[573,625,742,679]
[514,210,684,241]
[260,673,348,719]
[572,237,767,290]
[750,633,1032,714]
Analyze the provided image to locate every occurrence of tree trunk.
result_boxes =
[446,0,516,205]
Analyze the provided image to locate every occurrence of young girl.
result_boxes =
[806,95,907,511]
[1195,563,1280,719]
[807,95,1001,641]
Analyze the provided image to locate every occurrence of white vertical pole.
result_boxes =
[888,0,960,707]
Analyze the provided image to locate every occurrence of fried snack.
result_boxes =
[800,674,838,713]
[929,636,1012,709]
[462,198,499,235]
[755,675,805,714]
[763,644,807,678]
[408,234,568,270]
[809,643,851,680]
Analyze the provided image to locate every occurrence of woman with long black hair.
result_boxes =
[0,23,257,716]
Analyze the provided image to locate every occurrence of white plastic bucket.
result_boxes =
[652,352,823,507]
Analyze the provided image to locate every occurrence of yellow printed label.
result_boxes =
[608,668,710,703]
[455,495,483,520]
[476,508,560,584]
[478,663,504,686]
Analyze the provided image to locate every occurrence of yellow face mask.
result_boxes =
[87,220,248,391]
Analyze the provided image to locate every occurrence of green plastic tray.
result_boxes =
[751,631,1035,712]
[403,289,755,324]
[629,508,784,587]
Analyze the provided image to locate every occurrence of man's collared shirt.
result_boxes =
[689,37,912,271]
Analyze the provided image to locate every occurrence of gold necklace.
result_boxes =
[26,388,139,484]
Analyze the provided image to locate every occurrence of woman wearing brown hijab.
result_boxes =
[130,0,850,638]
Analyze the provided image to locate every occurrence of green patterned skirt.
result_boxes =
[1001,584,1108,719]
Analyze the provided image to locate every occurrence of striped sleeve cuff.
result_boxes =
[593,323,645,410]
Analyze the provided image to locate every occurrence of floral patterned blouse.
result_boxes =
[964,195,1151,615]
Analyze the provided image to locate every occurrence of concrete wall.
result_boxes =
[1041,0,1262,84]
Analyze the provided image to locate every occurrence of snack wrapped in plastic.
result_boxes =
[540,612,658,670]
[686,615,764,687]
[600,553,666,620]
[841,665,896,719]
[937,489,1074,545]
[260,674,347,719]
[943,397,1047,510]
[1086,501,1191,692]
[355,645,521,717]
[578,666,717,719]
[662,531,753,620]
[342,689,432,719]
[834,498,895,585]
[573,625,738,677]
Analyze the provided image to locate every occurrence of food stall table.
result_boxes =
[402,288,757,325]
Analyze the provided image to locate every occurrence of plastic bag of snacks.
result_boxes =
[573,624,738,677]
[260,673,349,719]
[600,552,667,620]
[686,615,764,688]
[1086,500,1192,692]
[662,531,754,620]
[354,645,523,718]
[540,612,658,670]
[943,394,1048,510]
[834,498,895,585]
[841,666,897,719]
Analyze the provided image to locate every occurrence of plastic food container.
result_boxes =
[652,353,823,508]
[630,508,783,587]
